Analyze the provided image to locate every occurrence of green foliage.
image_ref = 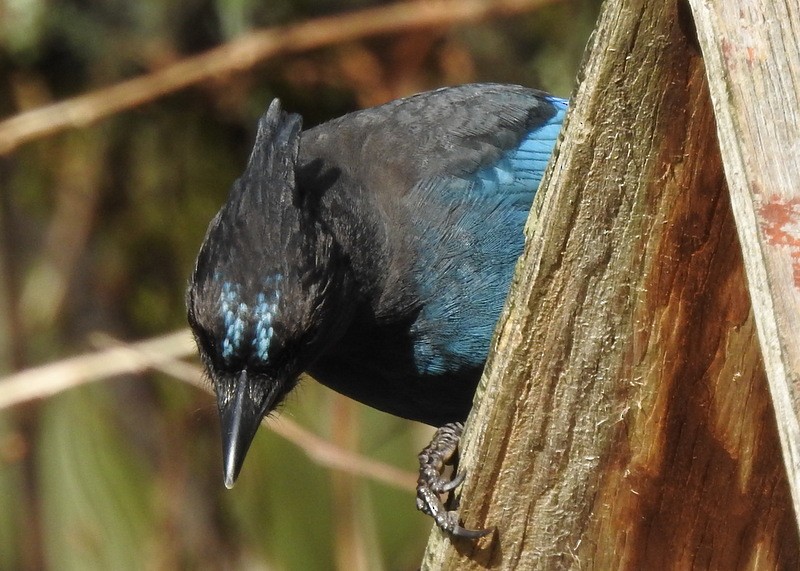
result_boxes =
[39,387,155,571]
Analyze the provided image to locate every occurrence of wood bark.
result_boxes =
[422,0,799,568]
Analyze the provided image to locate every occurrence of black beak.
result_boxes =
[219,370,265,489]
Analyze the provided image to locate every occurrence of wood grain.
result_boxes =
[422,0,799,567]
[688,0,800,522]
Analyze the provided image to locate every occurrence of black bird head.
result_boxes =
[187,100,348,488]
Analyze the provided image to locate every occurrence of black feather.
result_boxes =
[187,83,566,485]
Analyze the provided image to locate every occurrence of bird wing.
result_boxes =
[398,88,567,376]
[300,84,566,377]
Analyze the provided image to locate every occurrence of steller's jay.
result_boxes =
[187,83,566,537]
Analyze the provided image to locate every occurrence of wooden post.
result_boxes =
[421,0,799,568]
[688,0,800,522]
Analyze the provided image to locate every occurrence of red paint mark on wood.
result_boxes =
[758,196,800,288]
[760,197,800,246]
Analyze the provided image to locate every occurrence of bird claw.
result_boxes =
[416,422,492,539]
[439,469,465,493]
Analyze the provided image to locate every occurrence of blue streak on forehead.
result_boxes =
[216,275,284,364]
[252,289,280,361]
[220,282,247,361]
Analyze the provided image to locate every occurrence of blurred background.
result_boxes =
[0,1,598,569]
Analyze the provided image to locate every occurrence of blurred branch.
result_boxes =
[0,159,24,369]
[0,0,558,155]
[0,330,196,408]
[270,403,417,493]
[0,330,417,492]
[331,395,371,570]
[20,139,105,332]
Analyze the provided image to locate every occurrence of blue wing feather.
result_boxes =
[409,96,567,375]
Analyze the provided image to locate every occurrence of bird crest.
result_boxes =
[188,99,307,367]
[188,98,343,375]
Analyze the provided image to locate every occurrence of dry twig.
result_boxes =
[0,0,557,154]
[0,330,196,409]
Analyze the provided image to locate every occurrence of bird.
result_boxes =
[187,83,566,537]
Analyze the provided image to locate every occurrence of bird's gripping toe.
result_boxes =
[416,422,492,539]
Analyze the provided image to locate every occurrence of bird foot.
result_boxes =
[416,422,492,539]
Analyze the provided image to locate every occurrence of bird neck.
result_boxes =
[296,159,388,307]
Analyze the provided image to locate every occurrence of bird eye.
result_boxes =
[189,324,217,368]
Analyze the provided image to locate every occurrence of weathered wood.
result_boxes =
[688,0,800,522]
[421,0,799,568]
